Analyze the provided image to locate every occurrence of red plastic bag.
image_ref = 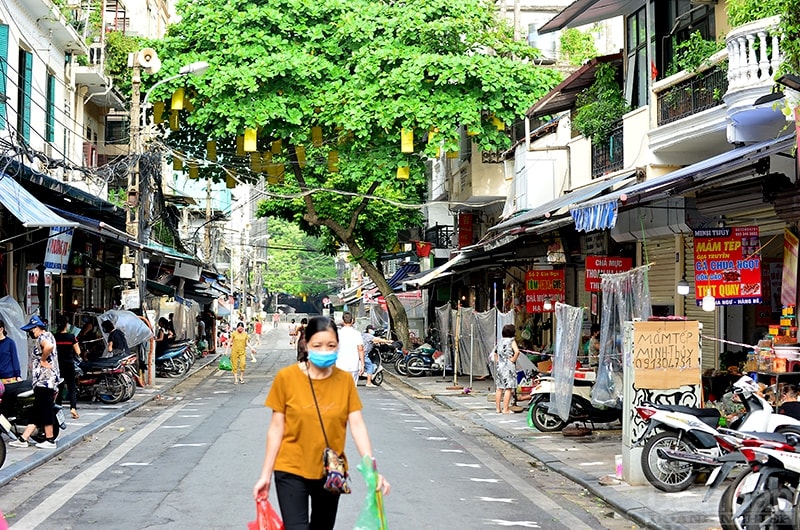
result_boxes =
[247,499,284,530]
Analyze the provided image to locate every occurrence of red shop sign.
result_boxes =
[526,269,565,313]
[585,255,632,292]
[693,226,762,306]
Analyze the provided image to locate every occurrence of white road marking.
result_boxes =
[180,415,202,418]
[477,496,515,503]
[403,419,424,423]
[440,449,464,453]
[161,425,191,429]
[486,519,541,527]
[455,463,481,468]
[171,443,210,447]
[470,478,500,483]
[119,462,151,466]
[12,404,184,530]
[412,427,430,430]
[213,391,231,394]
[426,436,447,441]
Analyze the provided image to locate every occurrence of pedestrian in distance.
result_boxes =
[196,316,208,354]
[490,323,520,414]
[295,317,308,362]
[288,318,298,346]
[155,317,174,357]
[273,312,280,329]
[336,312,364,385]
[226,321,256,384]
[360,326,378,387]
[9,315,60,449]
[253,316,390,529]
[54,315,81,419]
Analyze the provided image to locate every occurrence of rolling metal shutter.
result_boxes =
[641,236,676,306]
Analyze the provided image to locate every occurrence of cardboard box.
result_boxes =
[537,360,552,373]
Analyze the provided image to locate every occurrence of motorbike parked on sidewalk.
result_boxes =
[404,344,446,377]
[156,341,192,378]
[76,354,133,404]
[0,380,65,443]
[634,375,800,493]
[527,369,622,432]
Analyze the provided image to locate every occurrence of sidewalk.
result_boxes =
[388,372,723,530]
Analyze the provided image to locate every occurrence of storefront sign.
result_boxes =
[782,228,798,307]
[633,320,701,389]
[693,226,762,306]
[43,227,74,274]
[121,288,140,310]
[458,213,473,248]
[585,255,632,292]
[525,269,564,313]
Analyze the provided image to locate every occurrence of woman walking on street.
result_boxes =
[491,324,520,414]
[54,315,81,419]
[9,315,60,449]
[227,321,256,384]
[253,316,390,529]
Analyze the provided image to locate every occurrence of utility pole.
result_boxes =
[204,176,212,261]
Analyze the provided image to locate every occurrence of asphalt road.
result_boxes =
[1,329,635,529]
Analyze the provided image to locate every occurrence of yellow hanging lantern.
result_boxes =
[467,127,479,137]
[271,139,282,154]
[226,174,236,188]
[295,146,307,168]
[250,152,262,172]
[397,166,409,180]
[401,128,414,153]
[171,87,185,110]
[427,130,437,144]
[185,97,195,113]
[188,160,199,179]
[153,101,165,124]
[261,152,270,172]
[169,110,179,131]
[173,157,183,171]
[446,150,459,159]
[236,136,245,156]
[244,128,258,152]
[328,150,339,172]
[492,116,505,131]
[207,141,217,162]
[312,126,323,147]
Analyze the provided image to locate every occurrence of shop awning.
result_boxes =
[403,253,467,289]
[527,54,623,118]
[0,175,78,228]
[569,134,796,232]
[490,170,637,232]
[387,263,420,290]
[538,0,642,34]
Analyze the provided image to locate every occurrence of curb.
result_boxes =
[390,372,688,530]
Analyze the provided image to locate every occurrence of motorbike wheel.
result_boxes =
[120,372,136,402]
[744,486,794,530]
[719,469,756,530]
[372,371,384,386]
[406,357,426,377]
[641,431,699,492]
[395,357,409,376]
[531,400,568,432]
[97,374,127,404]
[0,437,6,469]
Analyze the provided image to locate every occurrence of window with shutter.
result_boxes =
[17,49,32,143]
[0,25,8,130]
[46,72,55,143]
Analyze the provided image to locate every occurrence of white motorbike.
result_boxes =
[633,375,800,492]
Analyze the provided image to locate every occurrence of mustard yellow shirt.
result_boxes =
[230,330,249,354]
[266,364,362,479]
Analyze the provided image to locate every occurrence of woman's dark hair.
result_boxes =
[237,321,245,328]
[101,320,114,333]
[591,324,600,335]
[158,317,169,328]
[304,316,338,343]
[501,324,516,338]
[0,319,6,337]
[300,317,308,325]
[56,315,70,331]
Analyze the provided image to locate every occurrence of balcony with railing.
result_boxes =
[723,16,788,144]
[591,121,623,178]
[425,225,455,249]
[656,66,728,126]
[18,0,87,52]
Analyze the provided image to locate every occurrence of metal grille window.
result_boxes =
[591,121,624,178]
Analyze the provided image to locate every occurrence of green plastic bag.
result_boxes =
[354,455,387,530]
[218,355,232,371]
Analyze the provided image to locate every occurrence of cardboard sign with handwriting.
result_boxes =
[633,320,701,389]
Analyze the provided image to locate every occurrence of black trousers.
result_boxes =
[57,356,78,410]
[274,471,340,530]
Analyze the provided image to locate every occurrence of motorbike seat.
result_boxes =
[740,431,791,444]
[574,379,594,387]
[81,354,128,371]
[657,403,721,427]
[157,348,185,361]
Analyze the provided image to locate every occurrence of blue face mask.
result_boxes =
[308,350,338,368]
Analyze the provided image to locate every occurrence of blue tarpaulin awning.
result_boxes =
[387,263,420,290]
[0,175,77,228]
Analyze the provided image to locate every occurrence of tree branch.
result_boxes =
[287,143,320,224]
[345,180,380,240]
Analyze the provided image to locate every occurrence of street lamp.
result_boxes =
[142,61,209,115]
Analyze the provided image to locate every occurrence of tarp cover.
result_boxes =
[98,310,154,348]
[552,303,584,421]
[593,265,652,407]
[0,296,30,378]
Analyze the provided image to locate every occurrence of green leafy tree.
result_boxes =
[559,28,598,66]
[260,218,338,304]
[573,63,629,142]
[779,0,800,76]
[150,0,562,346]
